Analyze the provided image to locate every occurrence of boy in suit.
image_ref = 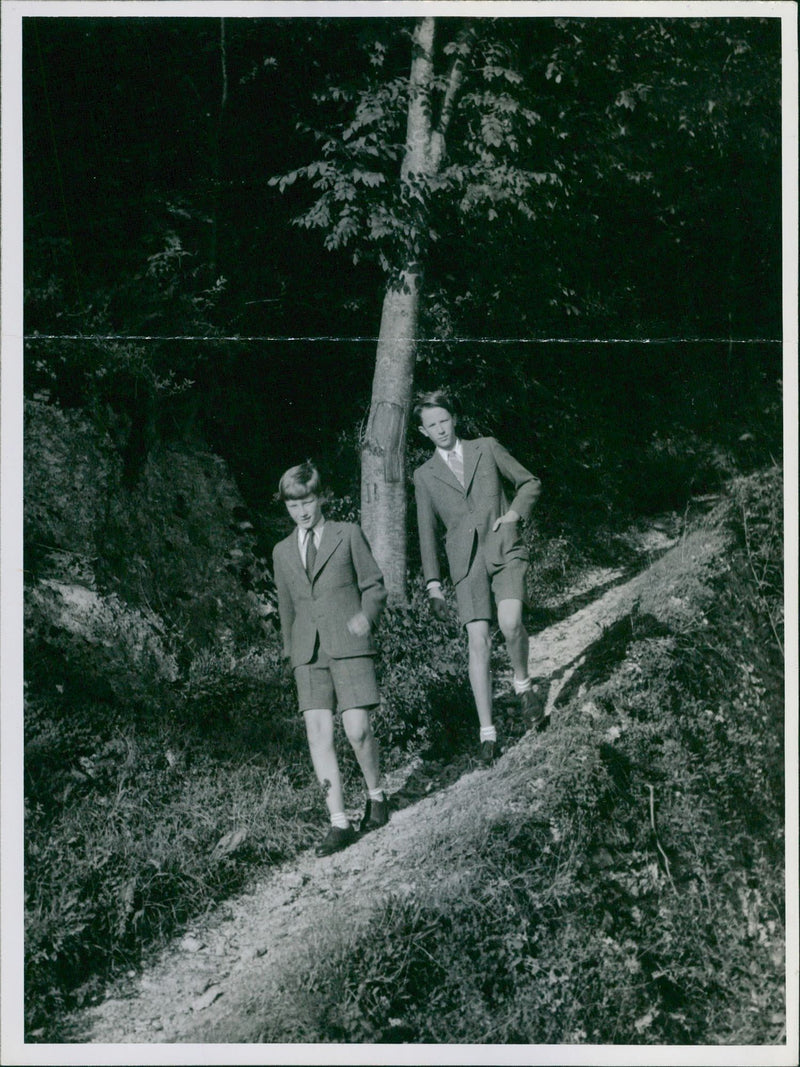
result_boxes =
[273,462,389,856]
[413,390,546,763]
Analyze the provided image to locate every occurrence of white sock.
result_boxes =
[368,788,385,802]
[480,725,497,743]
[330,811,350,829]
[513,674,532,695]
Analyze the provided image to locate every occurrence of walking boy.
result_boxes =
[413,390,545,763]
[273,462,389,856]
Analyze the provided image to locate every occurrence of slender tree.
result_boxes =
[360,18,475,595]
[271,17,548,595]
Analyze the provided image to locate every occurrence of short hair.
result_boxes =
[413,389,457,425]
[277,460,323,501]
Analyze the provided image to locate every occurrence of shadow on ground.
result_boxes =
[387,689,544,813]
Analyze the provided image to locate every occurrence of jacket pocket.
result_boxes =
[319,589,375,657]
[484,521,528,576]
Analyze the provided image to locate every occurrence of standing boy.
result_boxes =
[273,461,389,856]
[413,390,545,763]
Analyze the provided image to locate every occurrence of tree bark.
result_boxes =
[361,269,420,598]
[360,17,450,600]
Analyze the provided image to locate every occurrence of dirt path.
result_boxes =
[74,524,724,1045]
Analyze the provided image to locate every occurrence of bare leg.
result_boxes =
[497,597,530,681]
[341,707,381,793]
[466,619,493,728]
[303,707,345,817]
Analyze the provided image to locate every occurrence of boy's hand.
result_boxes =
[492,509,520,532]
[347,611,371,637]
[429,597,450,623]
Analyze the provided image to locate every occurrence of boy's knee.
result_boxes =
[345,722,367,747]
[343,709,372,748]
[497,600,524,638]
[499,616,523,642]
[304,708,333,745]
[467,628,491,660]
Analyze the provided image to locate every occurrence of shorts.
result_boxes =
[294,641,380,712]
[454,522,529,625]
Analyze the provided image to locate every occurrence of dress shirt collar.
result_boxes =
[437,438,463,466]
[297,518,325,554]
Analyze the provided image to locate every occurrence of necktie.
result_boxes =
[447,450,465,486]
[305,529,317,579]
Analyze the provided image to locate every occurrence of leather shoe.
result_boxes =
[521,685,548,731]
[479,739,499,765]
[315,824,356,857]
[359,795,389,834]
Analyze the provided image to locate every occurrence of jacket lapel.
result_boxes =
[428,451,465,493]
[311,522,342,579]
[461,439,481,493]
[283,532,310,586]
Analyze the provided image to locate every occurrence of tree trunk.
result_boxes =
[359,18,436,600]
[361,269,420,598]
[360,17,473,598]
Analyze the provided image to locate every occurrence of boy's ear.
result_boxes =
[417,424,430,438]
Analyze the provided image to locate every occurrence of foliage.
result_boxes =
[22,364,785,1043]
[24,17,782,541]
[22,391,298,1035]
[24,398,120,565]
[373,585,472,759]
[270,21,550,279]
[669,466,784,831]
[26,16,780,347]
[21,14,785,1040]
[266,16,779,334]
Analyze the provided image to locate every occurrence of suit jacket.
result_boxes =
[272,521,387,666]
[413,436,541,586]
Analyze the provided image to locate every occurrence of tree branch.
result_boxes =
[430,23,475,171]
[400,17,436,183]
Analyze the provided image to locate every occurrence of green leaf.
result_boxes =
[352,169,386,188]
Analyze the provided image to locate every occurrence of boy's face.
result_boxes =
[285,493,323,531]
[418,406,457,451]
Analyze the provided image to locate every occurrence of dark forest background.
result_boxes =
[24,16,781,521]
[20,14,786,1044]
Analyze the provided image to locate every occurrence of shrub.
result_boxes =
[24,398,120,567]
[372,586,472,761]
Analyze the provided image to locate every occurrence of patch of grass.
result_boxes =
[23,641,325,1040]
[25,731,323,1039]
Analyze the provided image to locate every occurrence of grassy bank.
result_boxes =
[24,466,784,1042]
[257,466,785,1044]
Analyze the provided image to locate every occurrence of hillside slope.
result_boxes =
[73,521,754,1046]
